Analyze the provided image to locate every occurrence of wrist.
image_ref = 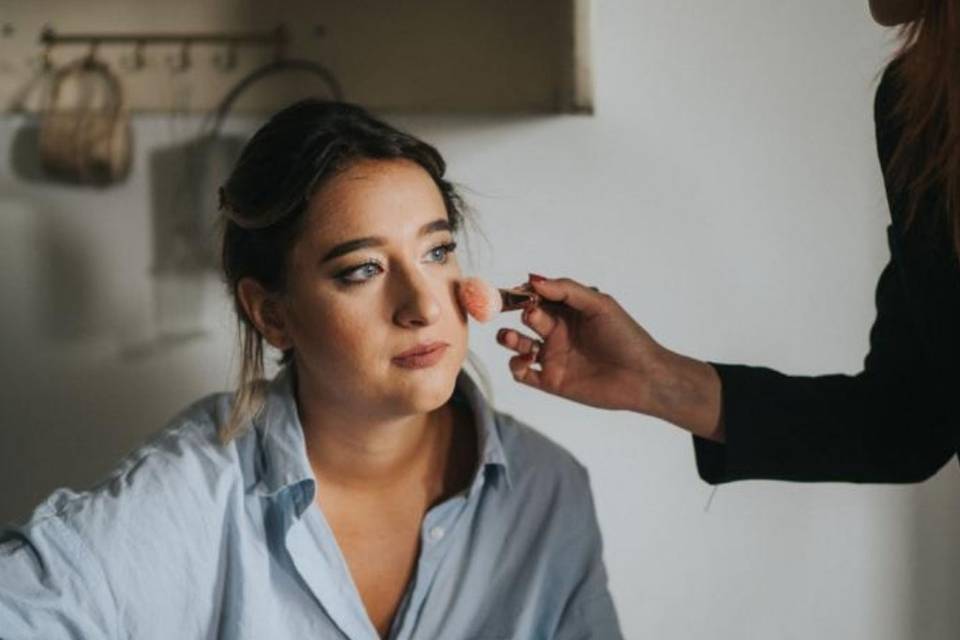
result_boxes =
[642,348,724,441]
[622,344,675,416]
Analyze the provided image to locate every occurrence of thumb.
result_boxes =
[528,277,605,312]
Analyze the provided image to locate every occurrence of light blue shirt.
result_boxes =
[0,368,621,639]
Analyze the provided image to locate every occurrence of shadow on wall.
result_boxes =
[0,121,234,525]
[143,133,244,350]
[149,134,243,274]
[0,50,319,524]
[8,122,46,182]
[0,186,118,521]
[6,125,106,341]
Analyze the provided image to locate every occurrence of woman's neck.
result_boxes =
[306,405,452,492]
[294,372,470,496]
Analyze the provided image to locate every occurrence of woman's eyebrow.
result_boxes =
[320,219,451,263]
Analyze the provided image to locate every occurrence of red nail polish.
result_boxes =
[528,273,547,283]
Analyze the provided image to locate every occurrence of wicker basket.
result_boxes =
[38,58,132,185]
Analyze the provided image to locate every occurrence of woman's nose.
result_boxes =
[392,272,442,328]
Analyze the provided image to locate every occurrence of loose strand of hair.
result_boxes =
[219,322,268,444]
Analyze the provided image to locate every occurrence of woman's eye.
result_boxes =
[426,241,457,264]
[337,261,383,284]
[335,242,456,286]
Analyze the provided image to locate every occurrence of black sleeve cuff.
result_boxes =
[691,363,741,484]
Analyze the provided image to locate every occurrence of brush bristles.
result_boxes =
[458,277,503,322]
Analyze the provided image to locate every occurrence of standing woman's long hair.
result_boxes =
[889,0,960,263]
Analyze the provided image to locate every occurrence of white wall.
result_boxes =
[2,1,959,638]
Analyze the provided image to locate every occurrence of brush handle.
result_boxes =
[499,285,539,311]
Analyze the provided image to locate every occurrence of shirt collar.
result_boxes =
[252,366,314,499]
[451,369,512,490]
[251,366,512,501]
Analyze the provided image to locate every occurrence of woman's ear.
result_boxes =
[237,278,294,351]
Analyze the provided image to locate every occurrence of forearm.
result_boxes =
[639,348,725,442]
[694,364,955,484]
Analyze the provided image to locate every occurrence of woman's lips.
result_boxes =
[392,342,449,369]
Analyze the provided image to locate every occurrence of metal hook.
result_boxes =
[212,43,237,72]
[83,40,100,68]
[40,41,54,72]
[121,40,146,72]
[167,40,191,73]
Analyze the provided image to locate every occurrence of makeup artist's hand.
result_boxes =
[497,276,725,440]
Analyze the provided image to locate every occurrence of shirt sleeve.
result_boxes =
[692,237,956,484]
[552,465,623,640]
[0,515,118,640]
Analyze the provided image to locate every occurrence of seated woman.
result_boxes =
[0,101,621,639]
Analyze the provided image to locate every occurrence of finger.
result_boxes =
[509,353,543,388]
[521,304,557,340]
[497,328,543,357]
[528,277,606,312]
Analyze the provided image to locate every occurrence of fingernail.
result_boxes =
[496,328,508,342]
[528,273,547,283]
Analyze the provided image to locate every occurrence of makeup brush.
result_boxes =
[458,277,540,323]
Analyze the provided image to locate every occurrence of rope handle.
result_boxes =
[46,56,125,116]
[203,58,343,137]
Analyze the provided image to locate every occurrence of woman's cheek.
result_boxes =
[447,279,469,325]
[290,300,357,355]
[325,311,372,349]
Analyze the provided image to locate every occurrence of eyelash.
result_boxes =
[335,241,458,285]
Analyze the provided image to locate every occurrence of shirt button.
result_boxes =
[428,526,445,541]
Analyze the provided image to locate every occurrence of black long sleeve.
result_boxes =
[693,61,960,484]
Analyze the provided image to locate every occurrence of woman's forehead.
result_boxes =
[302,158,449,246]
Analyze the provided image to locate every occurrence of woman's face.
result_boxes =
[276,157,468,418]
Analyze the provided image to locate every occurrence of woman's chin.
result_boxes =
[389,364,461,413]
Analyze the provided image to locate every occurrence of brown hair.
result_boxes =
[888,0,960,262]
[218,100,468,442]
